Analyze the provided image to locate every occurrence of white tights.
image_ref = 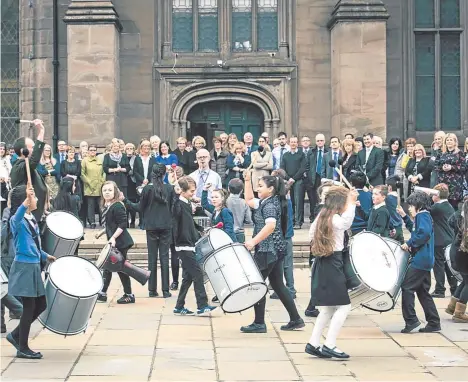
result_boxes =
[309,304,351,349]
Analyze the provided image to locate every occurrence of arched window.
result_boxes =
[413,0,462,131]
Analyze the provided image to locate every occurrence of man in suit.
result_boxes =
[306,134,327,221]
[321,136,342,181]
[10,119,48,221]
[356,133,385,186]
[54,140,68,164]
[243,132,258,156]
[300,136,315,221]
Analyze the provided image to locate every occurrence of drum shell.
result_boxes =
[195,229,233,265]
[42,227,80,258]
[39,277,98,336]
[204,243,267,313]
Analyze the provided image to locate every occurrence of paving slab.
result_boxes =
[218,360,300,381]
[1,361,74,379]
[427,366,468,380]
[70,355,152,376]
[354,372,437,381]
[388,332,455,347]
[294,360,352,376]
[404,346,468,367]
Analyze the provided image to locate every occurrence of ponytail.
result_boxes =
[151,163,167,203]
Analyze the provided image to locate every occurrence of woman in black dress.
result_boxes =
[103,141,131,198]
[405,144,433,193]
[60,146,85,225]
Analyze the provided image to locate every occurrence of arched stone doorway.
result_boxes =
[187,101,263,149]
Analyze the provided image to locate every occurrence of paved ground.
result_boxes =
[1,268,468,382]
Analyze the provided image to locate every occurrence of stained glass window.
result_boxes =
[257,0,278,51]
[172,0,194,52]
[198,0,218,52]
[232,0,252,52]
[1,0,20,144]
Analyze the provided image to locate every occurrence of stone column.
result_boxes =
[328,0,389,140]
[63,0,122,145]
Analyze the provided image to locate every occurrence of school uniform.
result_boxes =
[430,200,457,296]
[401,211,440,331]
[226,193,252,243]
[366,202,390,237]
[351,189,372,235]
[201,190,236,242]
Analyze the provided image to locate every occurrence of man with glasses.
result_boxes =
[189,149,222,200]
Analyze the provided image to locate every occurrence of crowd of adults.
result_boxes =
[1,129,467,228]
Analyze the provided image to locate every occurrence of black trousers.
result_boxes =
[170,244,180,283]
[401,267,440,327]
[290,179,304,225]
[146,229,171,293]
[175,250,208,310]
[309,176,321,222]
[302,178,316,223]
[85,196,100,225]
[433,245,458,295]
[11,296,46,352]
[454,274,468,304]
[254,258,301,325]
[102,247,132,295]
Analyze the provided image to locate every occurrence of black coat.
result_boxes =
[405,157,433,188]
[103,154,131,190]
[310,251,350,306]
[10,140,47,221]
[133,155,157,187]
[173,148,197,176]
[306,147,328,186]
[356,147,385,186]
[105,202,134,250]
[60,159,83,200]
[449,212,468,275]
[342,153,357,179]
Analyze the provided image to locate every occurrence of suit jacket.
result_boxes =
[321,150,343,180]
[356,147,385,186]
[306,147,328,186]
[105,201,134,250]
[342,154,357,179]
[133,155,157,187]
[10,140,47,221]
[405,157,433,188]
[244,145,258,156]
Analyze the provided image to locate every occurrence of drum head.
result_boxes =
[49,256,103,297]
[208,228,233,248]
[95,244,111,269]
[350,232,399,292]
[46,211,84,240]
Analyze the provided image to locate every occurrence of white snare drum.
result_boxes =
[1,267,8,299]
[349,232,410,311]
[39,256,103,336]
[203,243,267,313]
[360,238,411,312]
[42,211,84,258]
[445,245,463,282]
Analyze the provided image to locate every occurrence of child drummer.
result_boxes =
[172,176,217,316]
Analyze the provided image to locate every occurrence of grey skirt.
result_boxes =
[8,261,45,297]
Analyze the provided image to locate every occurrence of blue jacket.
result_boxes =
[386,194,402,228]
[285,198,294,239]
[155,154,178,183]
[403,211,434,271]
[351,189,372,233]
[37,161,61,183]
[201,190,237,242]
[10,204,49,264]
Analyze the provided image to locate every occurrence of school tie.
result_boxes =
[196,171,206,197]
[316,150,323,174]
[333,152,339,180]
[100,205,109,227]
[61,153,65,163]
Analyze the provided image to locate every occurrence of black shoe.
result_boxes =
[170,282,179,291]
[419,325,441,333]
[97,293,107,302]
[9,312,22,320]
[293,224,302,230]
[212,296,219,303]
[117,294,135,304]
[16,349,43,359]
[281,319,305,331]
[240,323,267,333]
[1,325,6,334]
[305,309,319,317]
[163,291,172,298]
[401,321,421,333]
[270,292,279,300]
[129,223,136,229]
[305,343,331,358]
[149,291,159,298]
[321,345,350,359]
[90,223,96,229]
[6,333,20,351]
[431,292,445,298]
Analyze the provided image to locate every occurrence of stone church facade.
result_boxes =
[1,0,467,149]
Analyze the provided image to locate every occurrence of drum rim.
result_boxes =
[95,244,112,269]
[45,210,84,239]
[444,244,464,282]
[360,291,397,313]
[220,282,268,314]
[48,257,103,298]
[38,314,90,336]
[349,231,400,292]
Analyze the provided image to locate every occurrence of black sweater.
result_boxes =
[103,154,131,189]
[172,198,204,248]
[366,205,390,237]
[280,150,307,181]
[105,202,134,250]
[430,200,455,247]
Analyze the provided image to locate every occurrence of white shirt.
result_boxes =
[309,204,356,252]
[272,144,291,170]
[141,155,151,180]
[189,168,222,198]
[373,202,386,210]
[365,146,373,163]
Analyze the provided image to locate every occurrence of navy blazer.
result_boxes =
[321,150,343,180]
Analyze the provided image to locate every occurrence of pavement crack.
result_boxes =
[147,299,164,382]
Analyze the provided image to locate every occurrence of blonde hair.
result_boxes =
[227,133,238,151]
[231,142,246,155]
[125,143,135,152]
[192,136,206,147]
[341,138,359,154]
[444,133,459,153]
[176,137,187,144]
[434,131,447,153]
[40,144,57,165]
[464,137,468,153]
[413,144,426,157]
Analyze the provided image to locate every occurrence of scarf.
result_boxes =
[109,152,122,163]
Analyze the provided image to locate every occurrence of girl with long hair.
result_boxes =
[242,172,304,333]
[306,186,358,359]
[446,199,468,323]
[125,164,175,298]
[37,144,59,200]
[96,181,135,304]
[201,187,236,242]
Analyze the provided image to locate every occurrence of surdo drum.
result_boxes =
[445,245,463,283]
[203,243,267,313]
[348,232,411,312]
[42,211,84,258]
[39,256,102,336]
[195,228,233,266]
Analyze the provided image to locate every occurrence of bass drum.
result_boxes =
[42,211,84,258]
[445,245,463,282]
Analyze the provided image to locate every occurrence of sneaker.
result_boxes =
[97,293,107,302]
[305,343,331,358]
[163,291,172,298]
[281,319,305,331]
[419,325,441,333]
[149,291,159,297]
[170,281,179,291]
[305,309,320,317]
[173,307,195,316]
[212,296,219,303]
[197,306,217,315]
[431,292,445,298]
[270,292,279,300]
[240,323,267,333]
[401,321,421,333]
[117,294,135,304]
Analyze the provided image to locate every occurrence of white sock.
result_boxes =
[309,306,335,347]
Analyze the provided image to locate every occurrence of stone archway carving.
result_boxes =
[169,81,282,140]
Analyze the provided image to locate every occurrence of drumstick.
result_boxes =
[171,163,178,183]
[15,119,34,124]
[328,160,352,189]
[22,149,32,186]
